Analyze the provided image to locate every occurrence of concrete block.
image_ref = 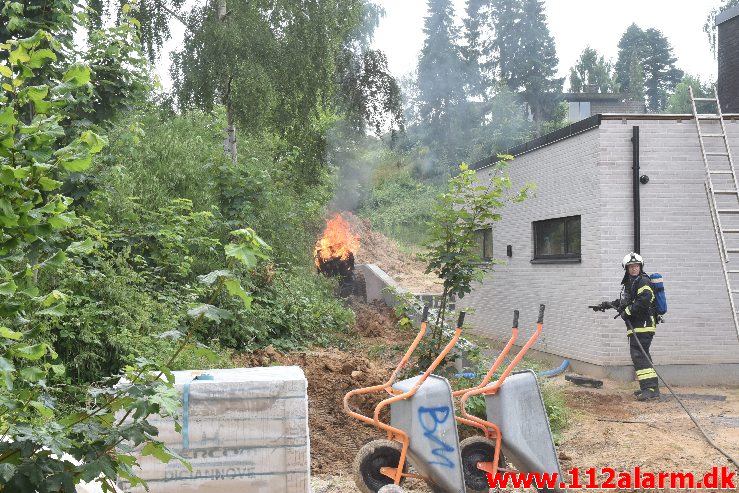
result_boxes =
[118,366,309,493]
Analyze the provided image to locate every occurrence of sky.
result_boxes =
[158,0,721,91]
[371,0,719,89]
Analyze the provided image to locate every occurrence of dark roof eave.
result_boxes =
[716,4,739,25]
[471,114,602,171]
[562,92,626,102]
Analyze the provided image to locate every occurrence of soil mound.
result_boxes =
[232,299,408,475]
[341,212,442,294]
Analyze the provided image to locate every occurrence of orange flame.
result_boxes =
[314,214,360,267]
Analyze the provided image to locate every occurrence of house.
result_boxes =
[461,10,739,385]
[564,92,646,123]
[718,4,739,112]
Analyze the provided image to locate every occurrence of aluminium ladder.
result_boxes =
[689,86,739,341]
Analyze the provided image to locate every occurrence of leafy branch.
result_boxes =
[420,160,533,361]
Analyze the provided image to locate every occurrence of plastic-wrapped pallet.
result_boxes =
[118,366,309,493]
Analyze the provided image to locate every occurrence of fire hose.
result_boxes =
[622,317,739,470]
[592,303,739,470]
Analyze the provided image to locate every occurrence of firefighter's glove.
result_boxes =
[619,309,629,321]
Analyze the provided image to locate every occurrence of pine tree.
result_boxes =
[568,46,617,93]
[615,24,647,96]
[490,0,563,129]
[627,51,646,103]
[417,0,467,165]
[615,23,683,112]
[462,0,492,98]
[642,28,683,112]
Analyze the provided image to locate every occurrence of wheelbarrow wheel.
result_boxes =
[460,436,505,493]
[353,439,407,493]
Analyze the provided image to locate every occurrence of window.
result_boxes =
[533,215,581,261]
[567,101,591,122]
[474,228,493,261]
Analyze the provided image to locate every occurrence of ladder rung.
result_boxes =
[714,189,738,194]
[727,249,739,253]
[694,97,717,102]
[706,152,730,156]
[703,134,725,138]
[723,229,739,233]
[710,170,733,174]
[728,270,739,273]
[698,115,721,120]
[717,209,739,213]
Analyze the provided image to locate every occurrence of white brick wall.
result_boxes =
[464,116,739,370]
[464,129,604,365]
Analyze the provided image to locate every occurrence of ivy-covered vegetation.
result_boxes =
[0,0,366,489]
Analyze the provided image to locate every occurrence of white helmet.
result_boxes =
[622,252,644,269]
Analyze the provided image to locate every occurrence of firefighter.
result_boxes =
[614,252,659,401]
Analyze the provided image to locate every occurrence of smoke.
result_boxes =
[324,120,386,213]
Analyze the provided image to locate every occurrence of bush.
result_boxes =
[358,168,441,246]
[208,266,355,352]
[44,253,190,383]
[82,107,353,357]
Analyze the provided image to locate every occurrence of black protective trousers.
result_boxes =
[629,332,658,390]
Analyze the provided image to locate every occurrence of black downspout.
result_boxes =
[631,126,640,254]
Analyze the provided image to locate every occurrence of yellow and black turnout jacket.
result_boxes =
[617,273,656,335]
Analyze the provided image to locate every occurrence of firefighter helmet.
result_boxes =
[622,252,644,269]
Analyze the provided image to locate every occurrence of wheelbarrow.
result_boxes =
[343,307,464,492]
[344,305,562,493]
[451,305,562,493]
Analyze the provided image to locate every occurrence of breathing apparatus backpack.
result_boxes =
[649,273,667,316]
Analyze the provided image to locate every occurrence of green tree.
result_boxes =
[489,0,563,130]
[0,0,78,57]
[335,45,404,136]
[568,46,617,93]
[705,0,739,56]
[87,0,187,62]
[171,0,385,178]
[462,0,493,99]
[422,161,532,354]
[0,30,175,492]
[465,84,530,163]
[417,0,467,165]
[665,75,714,113]
[626,50,646,102]
[334,3,403,136]
[615,24,683,112]
[614,24,647,97]
[1,0,150,128]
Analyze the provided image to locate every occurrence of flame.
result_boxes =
[314,214,360,267]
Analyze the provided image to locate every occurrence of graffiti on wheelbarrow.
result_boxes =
[418,405,457,468]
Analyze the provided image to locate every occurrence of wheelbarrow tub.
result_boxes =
[391,374,465,493]
[484,369,562,492]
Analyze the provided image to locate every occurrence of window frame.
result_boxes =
[531,215,581,263]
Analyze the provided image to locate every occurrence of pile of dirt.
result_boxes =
[352,298,400,340]
[232,299,409,476]
[341,212,442,295]
[556,380,739,483]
